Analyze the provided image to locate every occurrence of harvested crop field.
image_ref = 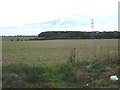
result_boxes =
[2,39,119,88]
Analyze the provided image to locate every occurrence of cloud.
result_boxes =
[0,0,118,28]
[0,0,118,35]
[0,14,117,36]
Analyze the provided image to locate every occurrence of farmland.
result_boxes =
[2,38,119,88]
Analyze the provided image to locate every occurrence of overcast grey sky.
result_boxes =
[0,0,119,36]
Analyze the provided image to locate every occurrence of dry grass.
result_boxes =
[2,39,118,62]
[2,39,119,88]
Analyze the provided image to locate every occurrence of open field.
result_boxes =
[2,39,119,88]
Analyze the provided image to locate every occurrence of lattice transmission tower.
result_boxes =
[91,19,94,30]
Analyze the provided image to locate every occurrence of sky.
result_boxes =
[0,0,119,36]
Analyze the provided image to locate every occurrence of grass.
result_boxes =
[2,39,119,88]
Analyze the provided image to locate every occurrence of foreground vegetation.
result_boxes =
[2,39,119,88]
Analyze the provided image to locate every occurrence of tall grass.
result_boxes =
[2,39,119,88]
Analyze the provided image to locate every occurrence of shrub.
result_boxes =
[25,39,27,41]
[11,39,13,41]
[17,38,20,41]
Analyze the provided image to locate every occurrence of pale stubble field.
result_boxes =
[2,39,119,88]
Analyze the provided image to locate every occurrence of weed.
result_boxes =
[68,48,76,64]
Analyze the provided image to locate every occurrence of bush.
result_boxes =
[11,39,13,41]
[17,38,20,41]
[25,39,27,41]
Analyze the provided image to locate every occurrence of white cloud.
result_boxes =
[0,0,118,35]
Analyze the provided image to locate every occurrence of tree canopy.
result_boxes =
[37,31,120,40]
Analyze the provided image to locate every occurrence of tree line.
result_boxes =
[37,31,120,40]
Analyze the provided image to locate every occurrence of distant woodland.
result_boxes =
[4,31,119,41]
[36,31,120,40]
